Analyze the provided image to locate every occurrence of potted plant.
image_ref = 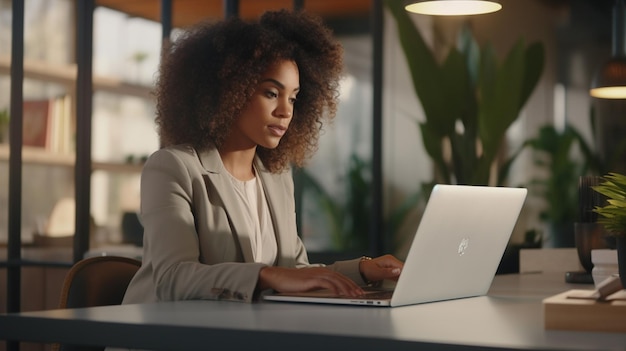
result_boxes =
[384,1,544,259]
[384,0,544,189]
[592,172,626,287]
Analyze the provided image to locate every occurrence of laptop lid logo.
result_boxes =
[458,237,470,256]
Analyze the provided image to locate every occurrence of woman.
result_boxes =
[122,9,403,304]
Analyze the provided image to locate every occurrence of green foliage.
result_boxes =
[385,0,544,187]
[593,172,626,237]
[523,108,626,227]
[0,109,8,124]
[294,154,371,252]
[524,124,593,224]
[0,109,9,143]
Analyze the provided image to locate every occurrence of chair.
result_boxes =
[55,256,141,351]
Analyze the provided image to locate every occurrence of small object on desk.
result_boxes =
[572,177,613,285]
[564,271,594,284]
[543,276,626,333]
[573,222,613,276]
[591,249,619,285]
[578,176,603,224]
[566,275,623,301]
[595,275,623,300]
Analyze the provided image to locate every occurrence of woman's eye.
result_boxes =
[265,91,278,98]
[289,97,297,104]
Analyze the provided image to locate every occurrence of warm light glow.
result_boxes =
[589,0,626,99]
[589,86,626,99]
[405,0,502,16]
[590,57,626,99]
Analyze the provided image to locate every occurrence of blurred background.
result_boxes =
[1,0,625,269]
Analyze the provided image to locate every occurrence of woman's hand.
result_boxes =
[257,266,364,297]
[359,254,404,284]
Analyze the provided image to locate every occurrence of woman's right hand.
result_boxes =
[257,266,365,297]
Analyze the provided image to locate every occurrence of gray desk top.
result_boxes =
[1,273,625,351]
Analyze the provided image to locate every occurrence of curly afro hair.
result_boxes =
[155,9,344,173]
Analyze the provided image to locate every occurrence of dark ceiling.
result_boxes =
[95,0,372,28]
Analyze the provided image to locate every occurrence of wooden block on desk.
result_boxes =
[543,289,626,333]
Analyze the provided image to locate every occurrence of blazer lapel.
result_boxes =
[198,147,255,263]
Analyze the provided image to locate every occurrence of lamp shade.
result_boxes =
[405,0,502,16]
[590,0,626,99]
[590,57,626,99]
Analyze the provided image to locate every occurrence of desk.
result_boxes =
[1,273,625,351]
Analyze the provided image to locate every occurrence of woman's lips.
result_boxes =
[268,125,287,137]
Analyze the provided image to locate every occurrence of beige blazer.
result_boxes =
[122,144,363,304]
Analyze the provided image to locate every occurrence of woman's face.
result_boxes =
[228,60,300,150]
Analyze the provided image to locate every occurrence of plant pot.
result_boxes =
[617,237,626,288]
[574,222,614,272]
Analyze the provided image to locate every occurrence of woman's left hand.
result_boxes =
[359,254,404,283]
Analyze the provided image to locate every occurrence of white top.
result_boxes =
[228,172,278,265]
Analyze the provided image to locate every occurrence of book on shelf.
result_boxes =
[22,95,74,154]
[22,99,51,148]
[48,95,74,154]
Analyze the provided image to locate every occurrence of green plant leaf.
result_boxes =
[458,24,481,86]
[519,42,545,111]
[384,1,443,124]
[419,122,450,183]
[592,172,626,237]
[385,0,544,190]
[479,40,525,159]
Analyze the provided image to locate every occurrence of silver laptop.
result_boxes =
[263,184,527,307]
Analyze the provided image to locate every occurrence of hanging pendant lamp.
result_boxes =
[404,0,502,16]
[590,0,626,99]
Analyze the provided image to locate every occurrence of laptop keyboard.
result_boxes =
[358,288,393,300]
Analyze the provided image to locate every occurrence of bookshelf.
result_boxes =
[0,145,144,173]
[0,54,152,173]
[0,43,154,255]
[0,55,153,100]
[0,145,73,167]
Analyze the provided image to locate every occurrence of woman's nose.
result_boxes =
[275,101,293,118]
